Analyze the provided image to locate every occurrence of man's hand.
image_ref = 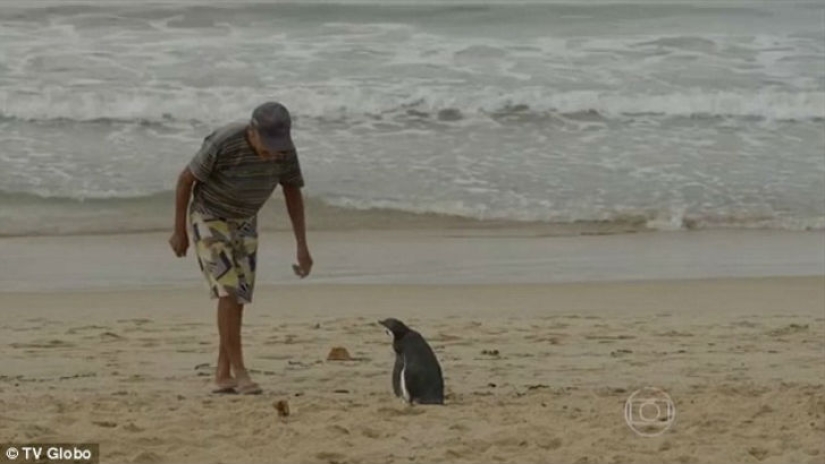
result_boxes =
[171,167,196,258]
[283,183,311,278]
[169,230,189,257]
[294,246,313,278]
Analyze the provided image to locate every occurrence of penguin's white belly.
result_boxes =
[400,364,410,402]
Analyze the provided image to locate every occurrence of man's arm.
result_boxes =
[169,167,197,257]
[282,184,307,248]
[169,129,219,257]
[282,184,312,276]
[174,168,197,233]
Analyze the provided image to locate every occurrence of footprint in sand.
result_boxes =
[538,437,563,451]
[361,427,382,439]
[315,451,347,464]
[656,330,695,337]
[583,334,636,341]
[123,422,144,433]
[66,325,107,334]
[99,332,125,341]
[10,339,75,349]
[92,420,117,428]
[121,374,146,383]
[130,451,162,463]
[432,333,462,342]
[22,423,56,439]
[118,318,152,325]
[377,406,426,417]
[767,324,809,337]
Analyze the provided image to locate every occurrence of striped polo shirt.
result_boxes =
[187,121,304,219]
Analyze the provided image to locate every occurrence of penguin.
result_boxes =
[378,318,444,405]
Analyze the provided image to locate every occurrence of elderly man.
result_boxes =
[169,102,313,394]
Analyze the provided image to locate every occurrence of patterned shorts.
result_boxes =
[190,209,258,304]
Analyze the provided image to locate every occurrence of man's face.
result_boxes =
[247,127,284,160]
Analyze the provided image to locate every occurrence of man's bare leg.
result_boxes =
[214,331,235,390]
[217,296,260,393]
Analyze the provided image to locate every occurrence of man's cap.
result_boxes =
[250,101,295,153]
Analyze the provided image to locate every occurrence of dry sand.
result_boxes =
[1,277,824,464]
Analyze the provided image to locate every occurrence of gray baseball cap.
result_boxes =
[250,102,295,153]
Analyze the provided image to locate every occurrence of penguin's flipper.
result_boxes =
[391,353,403,397]
[401,364,416,404]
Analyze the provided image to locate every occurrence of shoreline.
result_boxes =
[2,191,823,238]
[1,228,822,292]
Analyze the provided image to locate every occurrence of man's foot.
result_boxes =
[212,377,238,394]
[235,381,262,395]
[234,370,262,395]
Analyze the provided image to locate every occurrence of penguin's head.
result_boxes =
[378,318,411,340]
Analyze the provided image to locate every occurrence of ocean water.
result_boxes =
[1,0,823,235]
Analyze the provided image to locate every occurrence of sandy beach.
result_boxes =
[2,0,823,462]
[1,230,823,464]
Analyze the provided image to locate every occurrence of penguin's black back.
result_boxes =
[399,330,444,405]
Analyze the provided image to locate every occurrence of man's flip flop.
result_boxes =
[211,386,238,395]
[236,384,263,395]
